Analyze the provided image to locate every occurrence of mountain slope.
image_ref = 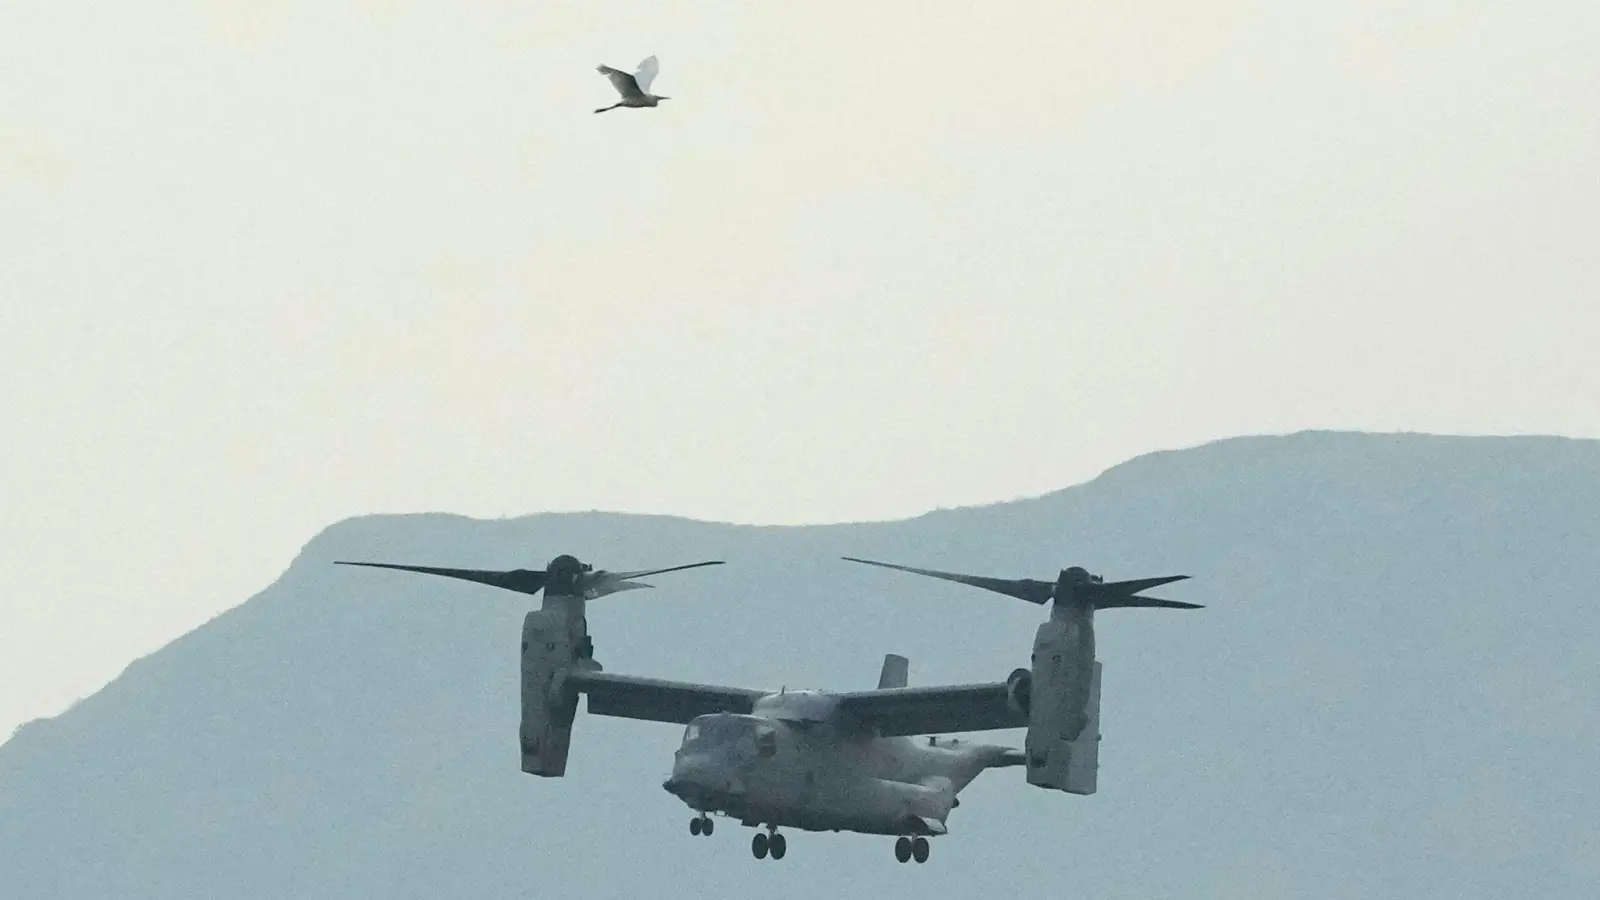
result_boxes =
[3,432,1597,899]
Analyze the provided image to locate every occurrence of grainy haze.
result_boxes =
[3,2,1597,744]
[3,433,1597,898]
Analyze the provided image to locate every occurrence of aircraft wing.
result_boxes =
[565,670,768,725]
[832,682,1025,736]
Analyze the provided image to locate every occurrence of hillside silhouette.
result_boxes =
[3,432,1597,899]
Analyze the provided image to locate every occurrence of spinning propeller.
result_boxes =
[335,553,723,600]
[840,557,1201,610]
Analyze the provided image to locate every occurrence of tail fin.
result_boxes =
[878,654,909,689]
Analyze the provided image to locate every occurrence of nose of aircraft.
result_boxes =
[663,752,737,799]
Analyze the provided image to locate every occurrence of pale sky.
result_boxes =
[2,0,1596,738]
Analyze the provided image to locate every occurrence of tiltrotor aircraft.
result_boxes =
[335,551,1198,863]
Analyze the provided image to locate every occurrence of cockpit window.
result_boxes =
[680,715,764,752]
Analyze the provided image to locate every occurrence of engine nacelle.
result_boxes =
[519,608,584,776]
[1022,615,1102,795]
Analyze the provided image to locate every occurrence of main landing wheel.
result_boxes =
[894,836,930,863]
[752,830,787,860]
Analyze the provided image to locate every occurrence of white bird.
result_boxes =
[594,55,668,113]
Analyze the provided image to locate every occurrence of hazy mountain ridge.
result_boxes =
[3,431,1597,899]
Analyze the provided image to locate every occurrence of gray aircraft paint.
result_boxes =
[337,553,1085,857]
[662,671,1028,839]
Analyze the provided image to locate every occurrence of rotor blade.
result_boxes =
[841,557,1055,604]
[1093,595,1204,610]
[1096,575,1191,595]
[334,561,549,596]
[607,560,726,580]
[586,579,652,598]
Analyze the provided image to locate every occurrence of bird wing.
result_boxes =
[633,54,659,92]
[597,64,645,101]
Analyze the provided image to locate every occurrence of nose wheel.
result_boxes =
[751,828,787,860]
[894,836,930,863]
[689,814,714,836]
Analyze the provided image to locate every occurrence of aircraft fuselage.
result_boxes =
[661,711,1019,837]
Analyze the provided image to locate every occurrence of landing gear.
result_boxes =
[689,814,714,836]
[894,836,930,863]
[751,827,786,860]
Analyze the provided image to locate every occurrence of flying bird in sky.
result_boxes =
[594,55,667,113]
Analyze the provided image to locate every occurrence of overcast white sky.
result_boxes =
[2,0,1596,738]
